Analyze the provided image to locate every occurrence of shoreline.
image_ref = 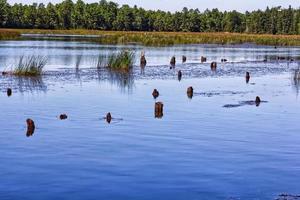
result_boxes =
[1,29,300,46]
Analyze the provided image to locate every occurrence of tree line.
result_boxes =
[0,0,299,34]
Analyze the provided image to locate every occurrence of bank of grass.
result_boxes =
[13,56,47,76]
[0,29,20,40]
[8,29,300,46]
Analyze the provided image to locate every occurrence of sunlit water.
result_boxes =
[0,40,300,200]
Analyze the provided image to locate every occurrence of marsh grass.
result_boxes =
[13,56,47,76]
[107,50,135,71]
[0,29,20,40]
[10,29,300,46]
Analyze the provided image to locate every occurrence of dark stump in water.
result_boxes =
[187,86,194,99]
[211,62,217,71]
[255,96,261,107]
[152,89,159,99]
[170,56,176,67]
[201,56,207,63]
[59,114,68,120]
[140,55,147,67]
[155,102,164,118]
[178,70,182,81]
[7,88,12,97]
[26,119,35,137]
[106,112,112,124]
[221,58,228,62]
[182,56,187,63]
[246,72,250,83]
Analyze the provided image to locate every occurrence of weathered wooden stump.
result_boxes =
[178,70,182,81]
[26,118,35,137]
[106,112,112,124]
[211,62,217,71]
[201,56,207,63]
[246,72,250,83]
[182,56,187,63]
[152,89,159,99]
[155,102,164,118]
[140,51,147,67]
[7,88,12,97]
[255,96,261,106]
[170,56,176,66]
[187,86,194,99]
[59,114,68,120]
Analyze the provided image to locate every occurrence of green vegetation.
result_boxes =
[0,29,20,40]
[13,56,47,76]
[7,29,300,46]
[107,50,135,71]
[0,0,299,35]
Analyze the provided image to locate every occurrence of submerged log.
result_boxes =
[201,56,207,63]
[152,89,159,99]
[187,86,194,99]
[59,114,68,120]
[26,118,35,137]
[7,88,12,97]
[246,72,250,83]
[155,102,164,118]
[182,56,187,63]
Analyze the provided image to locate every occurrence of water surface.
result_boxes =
[0,40,300,200]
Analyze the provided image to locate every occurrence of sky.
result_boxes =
[7,0,300,12]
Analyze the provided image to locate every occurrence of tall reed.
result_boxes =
[107,50,135,71]
[13,56,47,76]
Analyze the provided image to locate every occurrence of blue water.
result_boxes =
[0,40,300,200]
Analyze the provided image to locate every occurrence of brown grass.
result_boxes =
[2,29,300,46]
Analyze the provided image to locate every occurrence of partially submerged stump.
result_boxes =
[187,86,194,99]
[7,88,12,97]
[211,62,217,71]
[26,118,35,137]
[178,70,182,81]
[152,89,159,99]
[182,56,187,63]
[170,56,176,67]
[246,72,250,83]
[201,56,207,63]
[255,96,261,106]
[140,51,147,67]
[106,112,112,124]
[59,114,68,120]
[155,102,164,118]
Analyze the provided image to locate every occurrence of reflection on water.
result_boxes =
[107,69,134,92]
[292,66,300,96]
[1,76,47,94]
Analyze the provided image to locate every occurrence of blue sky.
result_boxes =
[7,0,299,12]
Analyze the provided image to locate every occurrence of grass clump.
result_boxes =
[0,29,20,40]
[107,50,135,71]
[13,56,47,76]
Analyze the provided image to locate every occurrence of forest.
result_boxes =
[0,0,299,34]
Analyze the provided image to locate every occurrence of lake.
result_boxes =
[0,39,300,200]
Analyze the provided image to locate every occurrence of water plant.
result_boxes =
[13,56,47,76]
[107,50,135,71]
